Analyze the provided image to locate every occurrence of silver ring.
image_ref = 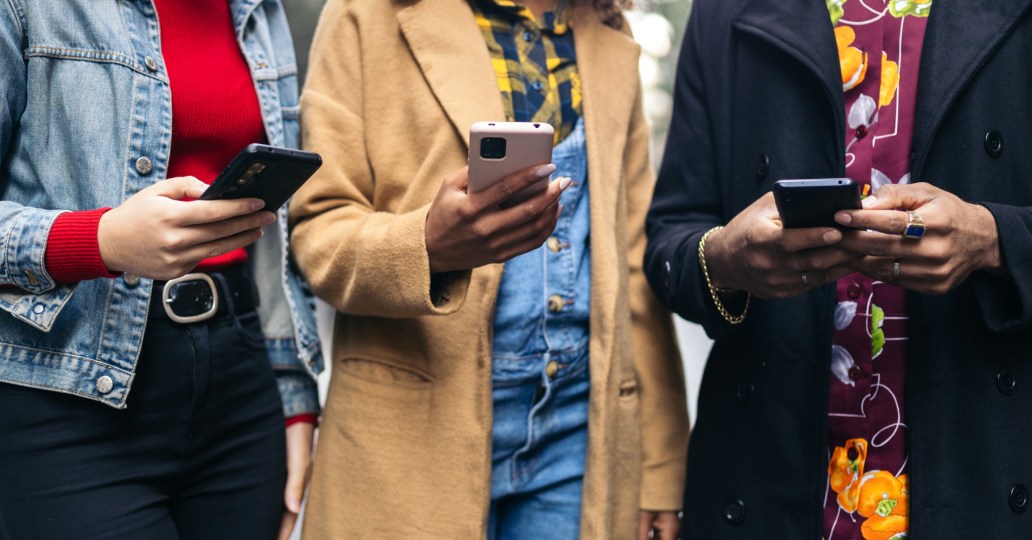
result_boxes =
[892,260,901,279]
[801,272,809,287]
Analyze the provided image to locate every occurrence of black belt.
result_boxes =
[149,269,260,323]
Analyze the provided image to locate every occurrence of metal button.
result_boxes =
[547,237,562,253]
[144,56,158,72]
[96,375,114,394]
[32,303,45,314]
[997,368,1016,395]
[847,282,862,300]
[547,294,564,313]
[545,361,559,378]
[721,498,746,524]
[985,130,1003,158]
[756,153,769,181]
[1010,484,1029,513]
[135,156,153,175]
[124,273,140,287]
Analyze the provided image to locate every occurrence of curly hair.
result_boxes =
[578,0,633,29]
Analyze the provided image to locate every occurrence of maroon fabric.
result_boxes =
[823,3,931,539]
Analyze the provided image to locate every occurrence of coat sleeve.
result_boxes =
[0,1,76,332]
[288,0,470,318]
[625,76,690,512]
[972,202,1032,332]
[643,1,747,342]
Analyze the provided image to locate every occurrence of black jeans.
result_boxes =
[0,309,286,540]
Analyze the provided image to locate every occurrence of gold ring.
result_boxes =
[902,210,926,239]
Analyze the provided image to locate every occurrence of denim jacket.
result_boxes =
[0,0,323,416]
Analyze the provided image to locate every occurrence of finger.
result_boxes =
[638,511,654,540]
[278,512,298,540]
[474,163,556,209]
[772,226,843,253]
[496,204,562,261]
[145,176,211,200]
[834,208,911,234]
[186,211,276,245]
[787,246,861,272]
[170,197,268,226]
[487,197,562,249]
[443,166,470,192]
[836,230,916,259]
[656,512,681,540]
[477,176,568,233]
[183,227,264,264]
[862,182,939,211]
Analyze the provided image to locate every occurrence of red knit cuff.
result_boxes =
[285,414,319,428]
[45,208,119,284]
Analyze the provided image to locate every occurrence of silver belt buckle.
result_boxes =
[162,273,219,324]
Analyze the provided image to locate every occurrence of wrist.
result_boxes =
[974,204,1005,275]
[96,210,124,274]
[702,227,735,290]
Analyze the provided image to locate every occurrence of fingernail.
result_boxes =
[287,496,300,513]
[251,199,265,211]
[262,212,276,225]
[535,164,557,178]
[861,195,877,208]
[823,229,841,243]
[834,212,851,225]
[559,177,572,190]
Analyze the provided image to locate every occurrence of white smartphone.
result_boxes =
[468,121,554,206]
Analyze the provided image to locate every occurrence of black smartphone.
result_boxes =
[773,178,862,228]
[200,144,322,211]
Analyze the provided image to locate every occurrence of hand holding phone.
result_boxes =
[200,143,322,211]
[773,178,862,228]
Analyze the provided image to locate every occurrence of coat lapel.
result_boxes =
[912,0,1032,178]
[732,0,844,157]
[397,0,507,146]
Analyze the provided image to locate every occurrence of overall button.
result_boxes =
[997,368,1016,395]
[545,361,559,378]
[135,156,153,175]
[548,294,564,313]
[547,237,562,253]
[96,376,114,394]
[1010,484,1029,513]
[144,56,158,72]
[722,498,746,524]
[124,273,141,287]
[756,153,770,181]
[985,130,1003,158]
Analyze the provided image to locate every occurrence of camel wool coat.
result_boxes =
[289,0,689,537]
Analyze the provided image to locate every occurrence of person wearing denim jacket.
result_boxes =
[0,1,322,538]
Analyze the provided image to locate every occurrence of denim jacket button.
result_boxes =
[547,237,562,253]
[547,294,564,313]
[545,360,559,378]
[135,156,153,175]
[32,303,45,314]
[96,375,114,394]
[144,56,158,72]
[124,273,140,287]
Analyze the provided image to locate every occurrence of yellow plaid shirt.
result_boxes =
[470,0,581,144]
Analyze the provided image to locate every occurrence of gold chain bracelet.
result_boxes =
[697,226,750,325]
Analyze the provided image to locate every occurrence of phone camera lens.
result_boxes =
[480,137,506,159]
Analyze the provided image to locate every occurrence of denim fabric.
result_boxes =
[489,344,589,540]
[0,0,321,414]
[492,118,589,357]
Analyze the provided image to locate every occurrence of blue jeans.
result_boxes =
[489,345,589,540]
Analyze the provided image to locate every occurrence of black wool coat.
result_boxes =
[645,0,1032,537]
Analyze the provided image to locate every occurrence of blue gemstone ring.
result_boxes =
[902,210,926,239]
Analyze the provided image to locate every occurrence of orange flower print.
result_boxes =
[828,438,868,512]
[879,52,900,107]
[856,471,909,539]
[836,26,868,92]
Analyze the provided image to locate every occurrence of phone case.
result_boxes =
[200,144,322,211]
[468,121,554,205]
[773,178,861,228]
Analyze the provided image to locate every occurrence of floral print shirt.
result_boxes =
[823,1,931,539]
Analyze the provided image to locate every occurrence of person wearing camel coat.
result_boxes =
[288,0,689,537]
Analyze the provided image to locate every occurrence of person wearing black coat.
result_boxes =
[645,0,1032,537]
